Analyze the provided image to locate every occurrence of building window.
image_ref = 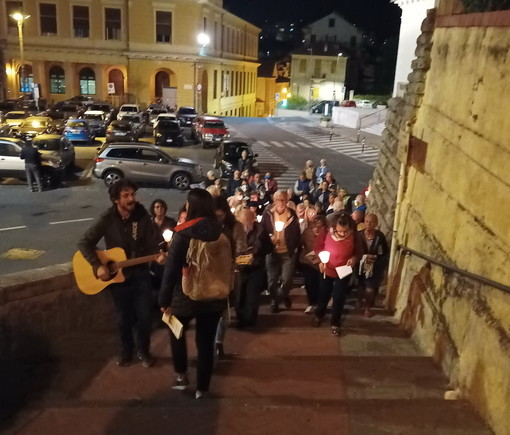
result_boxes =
[6,1,23,31]
[73,6,89,38]
[40,3,57,35]
[79,67,95,95]
[49,65,65,94]
[18,64,32,92]
[155,11,172,43]
[213,70,217,99]
[203,16,207,31]
[328,18,335,28]
[299,59,306,73]
[331,60,336,74]
[314,59,322,77]
[105,7,121,40]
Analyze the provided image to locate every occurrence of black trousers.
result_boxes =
[109,270,153,356]
[170,310,222,392]
[237,266,266,326]
[314,275,350,327]
[301,264,320,306]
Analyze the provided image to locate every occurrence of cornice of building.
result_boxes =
[197,0,261,32]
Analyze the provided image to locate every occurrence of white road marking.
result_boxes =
[0,225,27,232]
[283,141,298,148]
[270,141,284,148]
[49,218,94,225]
[297,141,313,148]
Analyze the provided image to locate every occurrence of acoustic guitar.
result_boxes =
[73,248,159,295]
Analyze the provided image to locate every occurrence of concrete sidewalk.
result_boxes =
[3,289,491,435]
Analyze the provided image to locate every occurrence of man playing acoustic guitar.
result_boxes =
[77,178,166,367]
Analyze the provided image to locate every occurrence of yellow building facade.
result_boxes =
[0,0,260,116]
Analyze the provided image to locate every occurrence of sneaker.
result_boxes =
[116,353,133,367]
[195,390,207,399]
[215,342,226,360]
[172,373,190,390]
[283,296,292,310]
[304,305,313,314]
[137,352,156,368]
[270,300,280,313]
[311,316,322,328]
[331,326,340,336]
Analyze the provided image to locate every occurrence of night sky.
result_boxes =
[223,0,402,41]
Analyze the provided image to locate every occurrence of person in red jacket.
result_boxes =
[312,211,362,336]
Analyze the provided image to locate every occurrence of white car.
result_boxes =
[117,104,142,121]
[153,113,178,128]
[356,100,373,108]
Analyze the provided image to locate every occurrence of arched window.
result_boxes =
[79,67,96,95]
[49,66,65,94]
[19,64,33,93]
[108,69,124,95]
[154,71,170,98]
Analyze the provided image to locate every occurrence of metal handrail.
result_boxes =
[399,245,510,295]
[359,107,387,121]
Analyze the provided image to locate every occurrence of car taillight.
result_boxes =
[95,157,105,163]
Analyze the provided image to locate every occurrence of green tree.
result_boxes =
[285,95,307,110]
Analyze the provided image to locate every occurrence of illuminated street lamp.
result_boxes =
[10,12,30,94]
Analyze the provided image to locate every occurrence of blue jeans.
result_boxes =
[109,269,153,356]
[266,252,296,305]
[25,163,42,191]
[314,275,350,327]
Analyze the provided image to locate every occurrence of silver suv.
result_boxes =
[93,143,203,190]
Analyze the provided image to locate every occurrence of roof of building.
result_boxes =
[258,61,277,78]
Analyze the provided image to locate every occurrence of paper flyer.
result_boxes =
[335,265,353,279]
[162,313,184,339]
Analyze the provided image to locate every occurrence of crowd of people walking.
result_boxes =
[77,158,388,399]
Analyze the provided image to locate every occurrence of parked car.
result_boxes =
[356,100,373,108]
[92,143,203,190]
[105,120,139,143]
[12,116,57,139]
[176,106,197,126]
[3,111,30,128]
[214,140,258,178]
[153,119,184,147]
[147,107,169,126]
[191,115,230,149]
[117,103,142,121]
[63,119,93,143]
[32,134,75,170]
[121,114,146,138]
[88,102,117,123]
[67,95,94,107]
[340,100,357,107]
[310,100,338,114]
[82,110,107,136]
[53,103,83,119]
[39,110,66,134]
[0,138,64,187]
[154,113,177,125]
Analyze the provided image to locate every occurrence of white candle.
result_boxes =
[256,215,262,223]
[318,250,331,279]
[299,218,304,224]
[163,229,173,243]
[275,221,284,232]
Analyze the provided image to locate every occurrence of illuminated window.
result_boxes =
[79,67,96,95]
[49,65,65,94]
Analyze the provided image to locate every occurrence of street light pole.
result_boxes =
[10,12,30,94]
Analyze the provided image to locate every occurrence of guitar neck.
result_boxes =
[116,254,159,269]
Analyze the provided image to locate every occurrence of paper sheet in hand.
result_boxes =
[162,313,183,339]
[335,265,353,279]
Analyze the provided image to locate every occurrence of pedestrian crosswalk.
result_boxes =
[251,142,299,191]
[266,122,380,166]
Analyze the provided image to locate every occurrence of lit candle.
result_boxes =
[275,221,284,232]
[163,229,173,243]
[256,215,262,223]
[318,250,331,279]
[299,218,304,224]
[230,207,236,213]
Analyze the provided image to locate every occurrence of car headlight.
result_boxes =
[204,133,213,140]
[224,133,230,138]
[156,133,162,138]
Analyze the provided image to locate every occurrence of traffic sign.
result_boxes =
[107,82,115,94]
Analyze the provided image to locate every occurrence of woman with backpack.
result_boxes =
[159,189,234,399]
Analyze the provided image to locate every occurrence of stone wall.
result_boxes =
[0,263,115,361]
[369,2,510,434]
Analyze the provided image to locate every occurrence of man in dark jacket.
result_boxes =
[77,178,164,367]
[19,139,43,192]
[261,190,301,313]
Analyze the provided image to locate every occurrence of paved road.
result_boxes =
[0,117,375,276]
